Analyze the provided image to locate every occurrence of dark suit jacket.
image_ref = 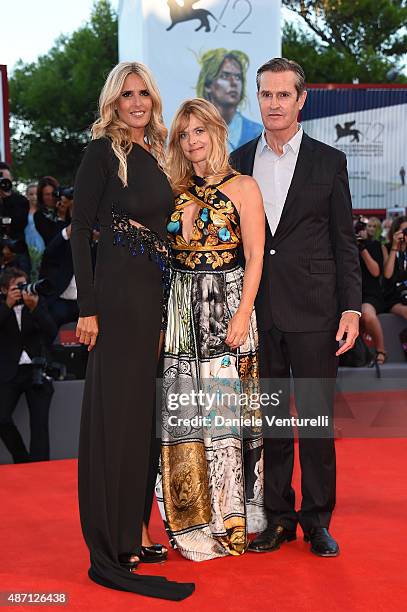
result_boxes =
[0,192,29,241]
[230,132,362,332]
[33,209,67,246]
[40,231,74,301]
[40,231,97,303]
[0,299,57,383]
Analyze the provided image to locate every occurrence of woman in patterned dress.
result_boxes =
[157,99,267,560]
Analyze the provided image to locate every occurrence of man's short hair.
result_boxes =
[0,267,27,291]
[256,58,306,99]
[0,161,11,171]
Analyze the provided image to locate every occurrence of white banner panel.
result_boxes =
[118,0,281,150]
[301,87,407,211]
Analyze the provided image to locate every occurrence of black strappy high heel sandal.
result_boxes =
[139,544,168,564]
[375,350,387,365]
[118,553,140,571]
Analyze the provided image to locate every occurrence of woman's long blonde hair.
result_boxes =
[368,216,382,241]
[92,62,167,187]
[166,98,233,194]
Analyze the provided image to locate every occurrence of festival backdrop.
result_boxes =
[301,86,407,211]
[118,0,281,151]
[0,65,11,164]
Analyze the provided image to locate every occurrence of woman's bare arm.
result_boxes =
[225,176,265,349]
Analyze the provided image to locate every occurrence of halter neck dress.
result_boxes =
[157,173,266,561]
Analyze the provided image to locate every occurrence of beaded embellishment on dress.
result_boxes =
[111,204,171,327]
[112,205,169,270]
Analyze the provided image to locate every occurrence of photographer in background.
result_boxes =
[39,188,81,329]
[0,267,57,463]
[366,216,385,244]
[383,216,407,321]
[34,176,68,245]
[0,162,31,275]
[0,239,31,276]
[356,217,387,364]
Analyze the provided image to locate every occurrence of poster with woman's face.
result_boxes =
[196,48,263,151]
[118,0,281,150]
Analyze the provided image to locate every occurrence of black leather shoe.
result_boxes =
[139,544,168,564]
[303,527,339,557]
[248,525,296,552]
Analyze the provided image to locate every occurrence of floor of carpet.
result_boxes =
[0,438,406,611]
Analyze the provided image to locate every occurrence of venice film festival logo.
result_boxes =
[335,120,362,143]
[332,119,384,149]
[165,0,254,34]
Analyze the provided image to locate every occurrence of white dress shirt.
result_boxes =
[253,126,303,236]
[252,126,360,318]
[60,227,77,300]
[14,304,32,365]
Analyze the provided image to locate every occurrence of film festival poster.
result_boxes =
[118,0,281,151]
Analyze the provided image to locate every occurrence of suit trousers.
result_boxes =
[259,325,338,532]
[0,365,54,463]
[48,298,79,330]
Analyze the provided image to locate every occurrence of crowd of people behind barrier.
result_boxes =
[0,163,104,331]
[0,162,87,464]
[355,213,407,363]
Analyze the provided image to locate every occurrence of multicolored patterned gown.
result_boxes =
[156,173,266,561]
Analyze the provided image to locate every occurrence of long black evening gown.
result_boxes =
[71,137,194,600]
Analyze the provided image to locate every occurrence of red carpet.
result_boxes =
[1,439,407,611]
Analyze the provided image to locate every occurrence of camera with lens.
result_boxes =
[31,356,67,386]
[354,216,368,250]
[0,215,12,236]
[0,215,26,257]
[53,186,74,200]
[396,279,407,306]
[16,278,53,297]
[0,216,27,256]
[0,171,12,193]
[354,220,367,234]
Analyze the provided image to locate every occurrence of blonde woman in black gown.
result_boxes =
[71,62,194,600]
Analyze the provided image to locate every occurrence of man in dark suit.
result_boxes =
[230,58,361,557]
[40,191,98,330]
[39,222,79,329]
[0,267,57,463]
